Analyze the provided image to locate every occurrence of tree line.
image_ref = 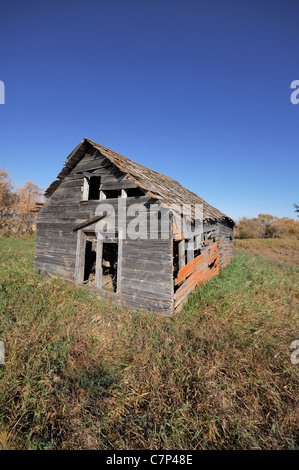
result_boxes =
[0,168,43,237]
[234,212,299,239]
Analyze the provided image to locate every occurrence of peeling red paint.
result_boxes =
[173,236,233,312]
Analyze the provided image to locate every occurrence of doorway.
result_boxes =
[75,230,120,294]
[101,241,118,292]
[83,235,97,284]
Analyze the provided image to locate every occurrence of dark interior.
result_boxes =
[88,176,101,200]
[102,242,118,292]
[84,240,97,281]
[126,187,145,197]
[103,189,122,199]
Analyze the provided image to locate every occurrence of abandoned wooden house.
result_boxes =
[34,138,234,315]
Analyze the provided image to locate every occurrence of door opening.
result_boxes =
[102,242,118,292]
[77,231,120,293]
[84,239,97,283]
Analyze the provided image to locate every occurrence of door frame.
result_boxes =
[74,229,122,294]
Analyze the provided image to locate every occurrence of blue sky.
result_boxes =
[0,0,298,221]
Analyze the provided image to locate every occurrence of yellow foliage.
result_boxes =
[234,214,299,239]
[0,168,43,237]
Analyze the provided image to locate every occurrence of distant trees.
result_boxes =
[294,203,299,218]
[0,169,43,237]
[234,213,299,239]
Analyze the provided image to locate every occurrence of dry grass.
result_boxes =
[235,238,299,266]
[0,237,298,449]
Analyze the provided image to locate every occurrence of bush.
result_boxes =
[0,169,43,237]
[234,214,299,239]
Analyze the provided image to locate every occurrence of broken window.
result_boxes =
[102,189,122,199]
[82,175,102,200]
[125,187,145,198]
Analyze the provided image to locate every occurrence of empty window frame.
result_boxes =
[125,187,145,198]
[102,189,122,199]
[82,176,102,200]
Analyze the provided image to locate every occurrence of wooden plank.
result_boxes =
[121,258,172,274]
[174,260,220,310]
[121,266,171,283]
[82,177,89,200]
[95,238,103,289]
[120,293,172,316]
[117,232,123,294]
[175,240,218,285]
[121,284,173,301]
[178,239,185,270]
[74,230,85,284]
[186,238,194,263]
[72,214,108,232]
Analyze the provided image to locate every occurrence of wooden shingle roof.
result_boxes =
[45,138,234,224]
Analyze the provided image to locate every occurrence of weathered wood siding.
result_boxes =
[217,220,234,268]
[121,209,173,315]
[35,145,233,317]
[174,239,220,311]
[173,220,234,313]
[34,149,173,315]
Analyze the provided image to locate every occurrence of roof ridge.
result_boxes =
[84,138,174,181]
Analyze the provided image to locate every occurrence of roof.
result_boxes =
[45,138,234,224]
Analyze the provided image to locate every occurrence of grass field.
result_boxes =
[235,237,299,266]
[0,237,298,450]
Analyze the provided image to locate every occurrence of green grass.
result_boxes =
[0,237,298,449]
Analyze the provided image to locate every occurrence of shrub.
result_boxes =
[0,169,43,237]
[234,214,299,239]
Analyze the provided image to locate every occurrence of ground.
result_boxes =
[0,237,298,450]
[235,238,299,266]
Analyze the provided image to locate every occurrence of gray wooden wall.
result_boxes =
[35,147,234,316]
[34,149,173,315]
